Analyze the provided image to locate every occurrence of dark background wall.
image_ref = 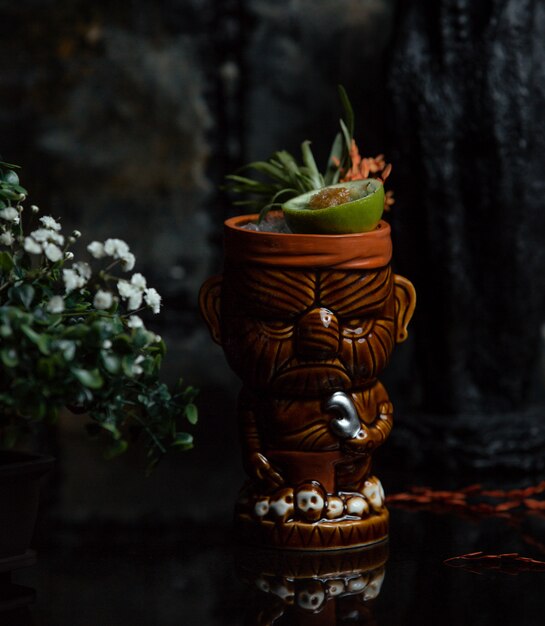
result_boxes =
[1,0,544,524]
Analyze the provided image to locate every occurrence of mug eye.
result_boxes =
[265,320,285,330]
[347,319,361,329]
[259,319,293,338]
[342,318,374,337]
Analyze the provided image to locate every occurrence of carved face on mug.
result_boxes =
[201,265,414,398]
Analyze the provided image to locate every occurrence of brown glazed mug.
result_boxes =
[200,215,416,550]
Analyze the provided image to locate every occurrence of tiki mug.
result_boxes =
[200,216,415,550]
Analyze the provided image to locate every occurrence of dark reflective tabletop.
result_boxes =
[4,492,545,626]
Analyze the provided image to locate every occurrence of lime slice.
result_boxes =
[282,179,384,234]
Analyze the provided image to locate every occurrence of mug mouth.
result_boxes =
[270,359,353,396]
[225,212,388,237]
[223,215,392,270]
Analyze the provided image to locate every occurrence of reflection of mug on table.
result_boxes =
[236,542,388,625]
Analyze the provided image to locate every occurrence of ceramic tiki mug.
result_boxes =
[200,215,415,550]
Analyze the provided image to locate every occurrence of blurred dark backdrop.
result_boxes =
[1,0,545,526]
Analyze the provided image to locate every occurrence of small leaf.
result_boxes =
[72,367,104,389]
[64,325,91,340]
[132,328,153,349]
[121,355,136,377]
[0,187,23,200]
[0,251,14,273]
[0,160,21,169]
[37,357,55,380]
[0,325,12,338]
[300,140,324,190]
[274,151,307,191]
[2,182,26,194]
[0,348,18,367]
[21,324,50,355]
[324,131,343,185]
[171,432,193,450]
[101,352,121,374]
[3,169,19,185]
[338,84,355,138]
[112,334,133,352]
[11,284,35,309]
[239,160,288,183]
[100,420,121,437]
[104,439,128,460]
[339,119,352,156]
[185,403,198,425]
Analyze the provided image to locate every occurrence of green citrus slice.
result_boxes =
[282,179,384,234]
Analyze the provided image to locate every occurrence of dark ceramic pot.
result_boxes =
[0,451,54,560]
[200,216,416,550]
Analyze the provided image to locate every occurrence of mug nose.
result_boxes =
[296,307,339,359]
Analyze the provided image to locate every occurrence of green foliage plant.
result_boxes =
[224,86,394,224]
[0,161,197,471]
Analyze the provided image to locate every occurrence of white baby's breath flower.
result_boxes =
[127,315,143,329]
[63,269,80,293]
[120,252,135,271]
[44,243,63,262]
[104,238,130,259]
[73,262,91,281]
[144,287,161,314]
[102,340,112,349]
[0,231,14,246]
[118,273,149,310]
[154,334,162,343]
[130,273,147,290]
[117,280,134,299]
[29,229,49,242]
[65,251,74,260]
[72,230,81,239]
[93,290,113,310]
[31,205,39,213]
[0,207,20,224]
[24,236,42,255]
[40,215,61,231]
[117,280,143,310]
[29,228,64,245]
[128,291,143,310]
[87,241,106,259]
[62,262,91,294]
[47,295,65,313]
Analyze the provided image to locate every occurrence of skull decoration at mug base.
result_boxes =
[200,216,416,550]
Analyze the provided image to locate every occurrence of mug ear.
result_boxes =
[199,275,223,345]
[393,274,416,343]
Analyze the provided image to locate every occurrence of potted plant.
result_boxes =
[200,89,415,550]
[0,160,197,564]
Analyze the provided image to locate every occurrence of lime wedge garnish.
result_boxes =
[282,179,384,234]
